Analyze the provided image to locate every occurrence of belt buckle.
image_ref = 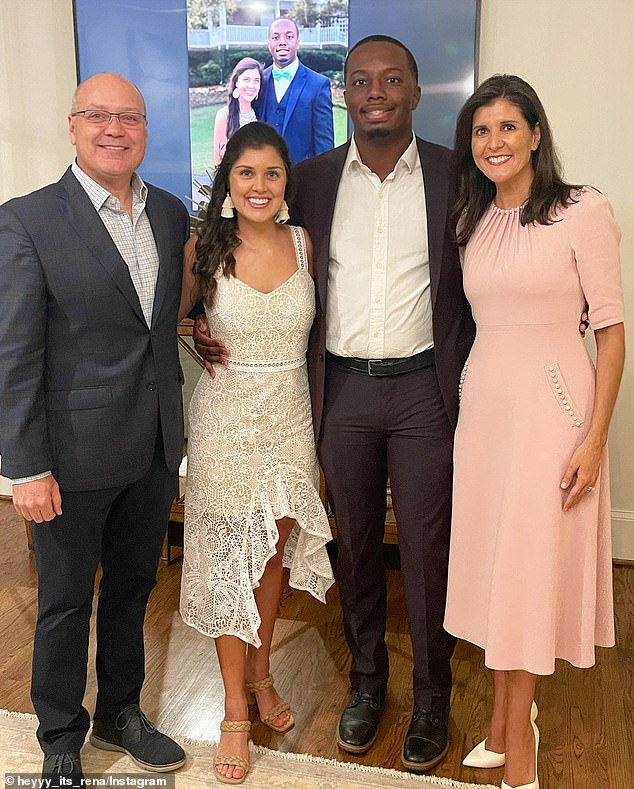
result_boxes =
[367,359,382,376]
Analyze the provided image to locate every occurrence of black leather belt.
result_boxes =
[327,348,435,377]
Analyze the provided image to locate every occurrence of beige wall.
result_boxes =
[0,0,76,200]
[1,0,632,554]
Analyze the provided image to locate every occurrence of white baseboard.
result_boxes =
[612,510,634,561]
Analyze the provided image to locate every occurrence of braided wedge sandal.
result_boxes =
[245,675,295,733]
[214,720,251,785]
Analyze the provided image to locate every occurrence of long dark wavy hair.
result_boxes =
[194,122,292,306]
[451,74,581,245]
[225,57,263,139]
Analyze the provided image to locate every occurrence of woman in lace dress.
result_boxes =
[444,76,624,789]
[213,58,262,165]
[179,122,334,784]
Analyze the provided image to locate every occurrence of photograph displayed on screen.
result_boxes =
[73,0,478,207]
[187,1,349,196]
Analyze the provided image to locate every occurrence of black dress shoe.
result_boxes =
[90,704,186,772]
[337,688,386,754]
[42,752,84,785]
[401,705,450,771]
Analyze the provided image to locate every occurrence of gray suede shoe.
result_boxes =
[90,705,185,772]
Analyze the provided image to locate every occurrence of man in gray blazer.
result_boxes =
[0,73,188,780]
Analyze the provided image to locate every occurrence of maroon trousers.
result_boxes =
[318,360,455,710]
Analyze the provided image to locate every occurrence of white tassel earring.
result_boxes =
[232,87,240,99]
[275,199,290,224]
[221,193,235,219]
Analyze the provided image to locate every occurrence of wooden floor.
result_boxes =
[1,499,632,788]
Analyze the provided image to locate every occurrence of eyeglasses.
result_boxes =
[71,110,147,127]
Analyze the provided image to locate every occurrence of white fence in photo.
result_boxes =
[188,20,348,50]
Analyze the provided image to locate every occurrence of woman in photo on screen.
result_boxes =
[213,57,263,165]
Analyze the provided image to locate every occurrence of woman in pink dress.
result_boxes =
[444,75,625,789]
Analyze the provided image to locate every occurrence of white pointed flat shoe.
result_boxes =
[463,701,538,769]
[462,738,505,768]
[500,718,539,789]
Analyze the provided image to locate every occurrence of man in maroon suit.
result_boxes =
[194,36,474,770]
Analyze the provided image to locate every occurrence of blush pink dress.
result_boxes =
[444,187,623,674]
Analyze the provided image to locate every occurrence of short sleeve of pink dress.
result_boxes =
[569,187,623,329]
[444,187,623,674]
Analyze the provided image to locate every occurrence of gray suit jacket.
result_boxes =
[0,168,189,491]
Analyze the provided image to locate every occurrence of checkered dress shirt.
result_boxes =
[71,161,160,326]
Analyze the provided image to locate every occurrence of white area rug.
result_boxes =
[0,709,497,788]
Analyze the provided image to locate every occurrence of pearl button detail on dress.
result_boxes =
[547,366,582,427]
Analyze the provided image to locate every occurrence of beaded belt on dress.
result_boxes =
[229,355,305,372]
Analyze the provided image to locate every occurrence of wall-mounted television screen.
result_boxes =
[74,0,479,206]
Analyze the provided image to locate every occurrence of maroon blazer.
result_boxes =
[292,137,475,442]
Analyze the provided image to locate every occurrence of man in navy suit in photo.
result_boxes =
[256,16,334,164]
[0,73,188,781]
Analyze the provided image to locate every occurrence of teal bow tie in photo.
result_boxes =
[272,69,292,82]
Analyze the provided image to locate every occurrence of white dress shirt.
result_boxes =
[327,134,432,359]
[272,57,300,102]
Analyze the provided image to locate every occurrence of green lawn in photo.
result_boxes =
[333,101,348,145]
[190,102,349,176]
[190,105,218,175]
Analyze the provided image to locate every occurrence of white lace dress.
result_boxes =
[180,226,334,645]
